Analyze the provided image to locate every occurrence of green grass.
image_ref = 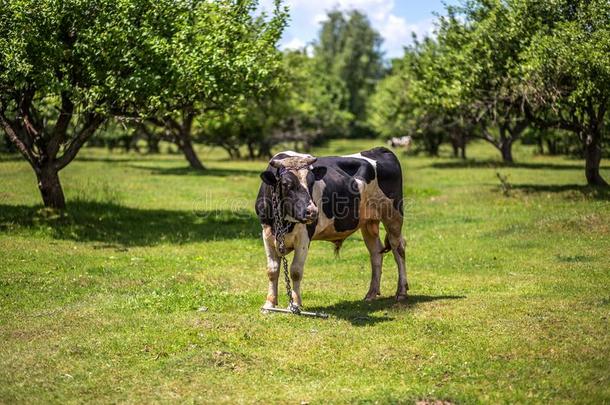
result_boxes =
[1,140,609,404]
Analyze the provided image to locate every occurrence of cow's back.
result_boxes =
[310,147,403,240]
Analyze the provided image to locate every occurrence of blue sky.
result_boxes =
[261,0,459,58]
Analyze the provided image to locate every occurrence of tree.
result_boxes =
[451,1,534,163]
[314,10,383,136]
[0,0,288,209]
[521,0,610,185]
[0,0,178,209]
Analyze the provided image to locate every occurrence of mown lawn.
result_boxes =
[1,140,609,404]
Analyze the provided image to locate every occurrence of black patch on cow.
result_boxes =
[279,171,313,222]
[361,147,403,214]
[310,158,362,232]
[260,170,276,186]
[255,180,274,227]
[312,166,327,181]
[304,157,376,233]
[306,221,317,240]
[255,181,298,236]
[334,157,376,183]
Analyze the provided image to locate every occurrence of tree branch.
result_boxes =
[47,92,75,158]
[54,113,104,171]
[0,110,38,171]
[19,88,42,140]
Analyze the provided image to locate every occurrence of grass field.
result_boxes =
[1,140,609,404]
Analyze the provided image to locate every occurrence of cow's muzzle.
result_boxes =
[303,203,319,224]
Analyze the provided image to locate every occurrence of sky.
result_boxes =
[260,0,460,59]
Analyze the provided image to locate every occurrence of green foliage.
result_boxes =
[368,59,412,139]
[155,0,287,114]
[521,0,610,125]
[139,0,287,168]
[0,0,185,113]
[283,50,353,140]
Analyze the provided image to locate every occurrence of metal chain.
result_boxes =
[271,181,301,315]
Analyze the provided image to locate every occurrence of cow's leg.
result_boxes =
[289,226,310,308]
[361,220,384,301]
[262,226,279,310]
[383,216,409,301]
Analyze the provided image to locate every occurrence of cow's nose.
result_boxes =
[305,204,318,221]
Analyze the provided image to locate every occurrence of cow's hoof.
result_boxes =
[364,292,378,301]
[261,301,276,313]
[395,293,408,302]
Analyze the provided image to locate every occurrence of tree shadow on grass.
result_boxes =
[127,164,261,177]
[309,294,465,326]
[429,159,583,170]
[512,184,610,201]
[0,201,261,247]
[75,155,182,164]
[0,154,23,162]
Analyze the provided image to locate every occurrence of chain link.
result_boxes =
[271,180,301,315]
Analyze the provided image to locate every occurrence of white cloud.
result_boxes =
[284,37,307,50]
[380,16,436,56]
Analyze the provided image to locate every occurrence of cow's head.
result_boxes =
[260,154,326,224]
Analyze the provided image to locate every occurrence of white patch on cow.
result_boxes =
[311,179,331,235]
[272,150,313,159]
[261,225,279,309]
[343,152,377,168]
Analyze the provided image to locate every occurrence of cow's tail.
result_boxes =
[380,234,392,254]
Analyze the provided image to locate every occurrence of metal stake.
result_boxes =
[262,306,329,319]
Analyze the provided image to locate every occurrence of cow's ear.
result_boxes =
[312,166,327,181]
[260,170,277,186]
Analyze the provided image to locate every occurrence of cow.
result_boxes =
[387,136,412,150]
[255,147,409,311]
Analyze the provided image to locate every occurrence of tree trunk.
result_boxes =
[147,136,160,154]
[500,140,514,163]
[178,130,205,170]
[584,133,608,186]
[258,142,272,159]
[247,142,256,160]
[537,135,544,155]
[451,139,459,158]
[497,126,515,164]
[546,139,557,155]
[36,164,66,210]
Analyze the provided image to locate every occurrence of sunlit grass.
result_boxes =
[1,141,609,403]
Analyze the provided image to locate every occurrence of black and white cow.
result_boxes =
[255,147,408,310]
